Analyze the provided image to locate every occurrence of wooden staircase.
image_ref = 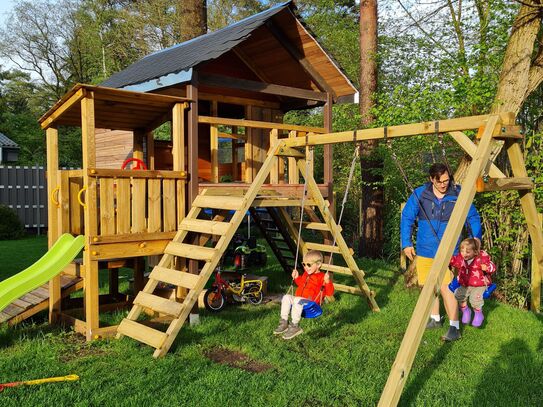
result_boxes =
[117,141,379,357]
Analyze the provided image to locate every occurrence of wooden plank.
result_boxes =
[134,292,184,316]
[198,115,325,134]
[378,114,501,407]
[192,195,245,210]
[147,179,162,233]
[116,178,131,234]
[131,178,146,233]
[117,319,167,349]
[91,231,176,244]
[100,178,116,235]
[46,127,60,248]
[88,240,170,260]
[199,73,327,102]
[150,266,201,289]
[179,218,230,235]
[162,179,176,232]
[481,177,534,191]
[532,214,542,313]
[88,169,188,179]
[334,283,363,296]
[164,243,216,261]
[283,113,516,148]
[252,198,317,207]
[320,263,353,275]
[305,242,341,253]
[40,88,85,129]
[495,125,523,139]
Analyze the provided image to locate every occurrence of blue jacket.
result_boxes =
[401,182,482,258]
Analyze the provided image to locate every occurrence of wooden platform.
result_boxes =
[0,275,83,326]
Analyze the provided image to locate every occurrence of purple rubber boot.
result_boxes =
[461,306,472,325]
[472,309,484,327]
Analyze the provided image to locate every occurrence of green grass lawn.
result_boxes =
[1,236,542,406]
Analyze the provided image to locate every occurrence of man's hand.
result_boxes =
[291,269,299,279]
[403,246,416,261]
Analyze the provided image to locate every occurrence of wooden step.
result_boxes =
[134,292,184,316]
[305,242,341,253]
[179,218,231,235]
[165,242,217,261]
[193,195,245,210]
[334,283,363,296]
[320,263,353,275]
[150,266,201,289]
[117,319,168,349]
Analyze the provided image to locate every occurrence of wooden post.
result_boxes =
[288,131,299,184]
[245,105,254,182]
[46,126,61,323]
[378,115,501,407]
[232,126,239,181]
[81,92,100,340]
[210,101,219,183]
[506,140,543,313]
[146,130,155,170]
[172,102,186,223]
[270,129,279,184]
[133,130,144,162]
[532,213,543,312]
[324,92,334,211]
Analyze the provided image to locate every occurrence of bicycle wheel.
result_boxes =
[204,288,226,312]
[246,285,263,305]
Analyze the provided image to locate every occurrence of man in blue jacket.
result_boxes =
[401,163,482,341]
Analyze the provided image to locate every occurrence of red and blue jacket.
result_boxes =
[401,182,482,258]
[294,271,334,305]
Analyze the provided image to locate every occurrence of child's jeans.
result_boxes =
[280,294,311,325]
[454,286,485,309]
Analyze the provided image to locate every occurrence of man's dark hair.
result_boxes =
[428,163,450,179]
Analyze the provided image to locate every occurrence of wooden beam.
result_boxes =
[198,115,325,134]
[378,115,501,407]
[210,101,219,183]
[532,214,542,313]
[199,73,328,102]
[449,131,506,178]
[265,20,335,98]
[505,140,543,312]
[480,177,534,192]
[283,113,516,147]
[40,88,85,129]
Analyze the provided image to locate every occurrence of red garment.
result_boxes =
[449,250,496,287]
[294,271,334,304]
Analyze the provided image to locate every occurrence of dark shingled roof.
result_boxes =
[0,132,19,148]
[102,1,292,89]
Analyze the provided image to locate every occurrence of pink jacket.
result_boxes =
[449,250,496,287]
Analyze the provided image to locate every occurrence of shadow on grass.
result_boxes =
[0,314,60,349]
[473,338,543,405]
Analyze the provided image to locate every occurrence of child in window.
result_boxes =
[273,250,334,339]
[449,238,496,327]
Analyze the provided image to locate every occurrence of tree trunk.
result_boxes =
[455,1,543,182]
[177,0,207,42]
[358,0,383,258]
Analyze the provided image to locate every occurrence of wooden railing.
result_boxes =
[57,169,187,243]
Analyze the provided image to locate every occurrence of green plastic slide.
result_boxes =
[0,234,85,313]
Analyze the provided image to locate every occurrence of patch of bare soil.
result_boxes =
[58,333,108,363]
[204,347,274,373]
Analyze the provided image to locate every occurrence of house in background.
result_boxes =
[0,132,19,164]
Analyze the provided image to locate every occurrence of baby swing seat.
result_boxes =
[301,301,323,319]
[448,277,497,300]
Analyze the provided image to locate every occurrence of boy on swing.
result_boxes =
[273,250,334,339]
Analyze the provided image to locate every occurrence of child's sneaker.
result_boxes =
[461,306,472,324]
[472,309,484,327]
[426,317,443,330]
[282,324,303,340]
[273,319,288,335]
[441,326,461,342]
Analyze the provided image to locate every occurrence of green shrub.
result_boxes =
[0,205,25,240]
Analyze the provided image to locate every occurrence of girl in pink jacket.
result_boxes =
[449,238,496,327]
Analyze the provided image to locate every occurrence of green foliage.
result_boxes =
[0,205,25,240]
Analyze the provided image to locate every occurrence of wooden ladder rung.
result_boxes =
[192,195,245,210]
[165,242,217,261]
[150,266,201,289]
[117,319,168,349]
[334,283,363,296]
[179,218,231,235]
[134,292,184,317]
[320,263,353,275]
[305,242,342,254]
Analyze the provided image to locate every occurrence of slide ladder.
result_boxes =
[117,141,378,357]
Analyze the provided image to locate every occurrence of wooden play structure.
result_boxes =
[28,2,542,406]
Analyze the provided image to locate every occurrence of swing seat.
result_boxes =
[448,277,497,299]
[301,301,322,319]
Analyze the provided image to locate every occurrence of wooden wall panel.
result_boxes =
[95,129,134,169]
